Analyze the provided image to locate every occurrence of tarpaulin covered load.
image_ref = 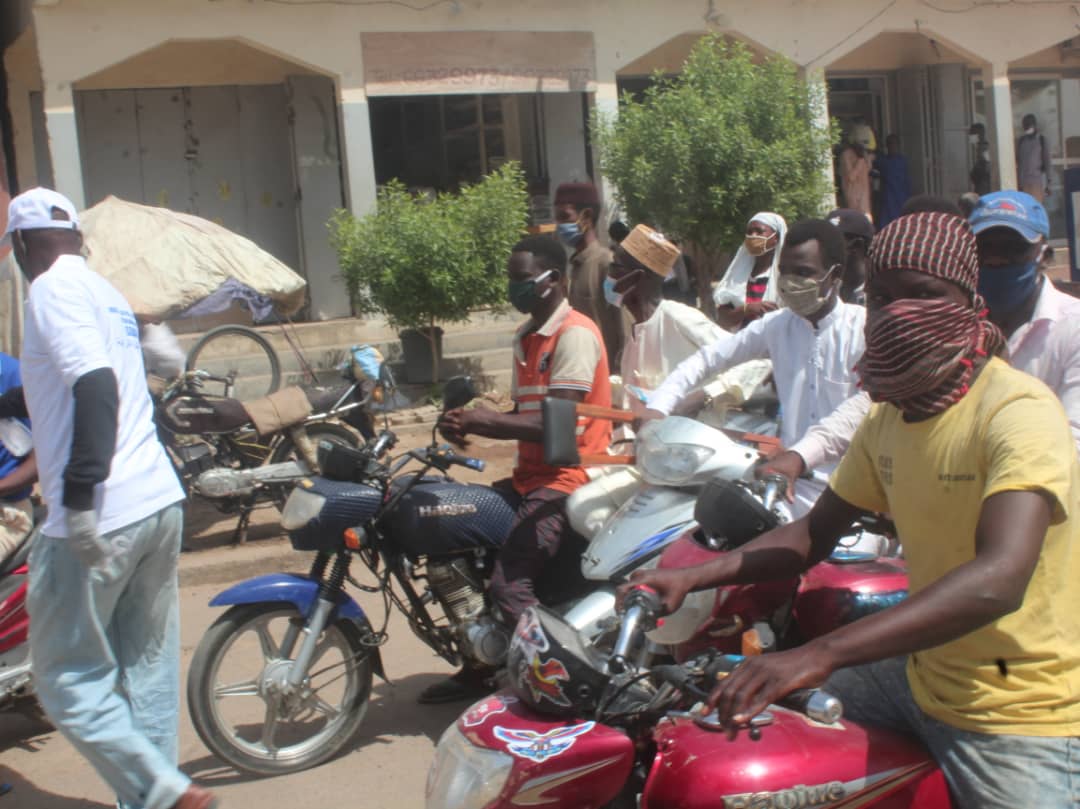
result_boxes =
[80,196,307,321]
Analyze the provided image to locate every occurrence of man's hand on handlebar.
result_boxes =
[616,567,697,617]
[437,407,470,449]
[754,450,807,503]
[704,644,834,727]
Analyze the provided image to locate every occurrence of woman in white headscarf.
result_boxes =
[712,212,787,331]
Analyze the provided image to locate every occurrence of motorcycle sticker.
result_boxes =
[493,722,596,763]
[520,653,572,708]
[514,608,550,655]
[462,695,518,728]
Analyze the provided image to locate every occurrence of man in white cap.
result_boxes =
[6,188,215,809]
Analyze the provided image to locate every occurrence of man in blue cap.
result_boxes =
[971,190,1080,452]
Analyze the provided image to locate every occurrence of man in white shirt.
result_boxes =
[609,225,764,422]
[8,189,215,809]
[765,191,1080,489]
[643,220,864,517]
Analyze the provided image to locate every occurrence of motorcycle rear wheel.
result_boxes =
[187,602,374,776]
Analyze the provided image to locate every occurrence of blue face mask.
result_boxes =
[603,276,624,307]
[977,260,1039,315]
[557,222,583,248]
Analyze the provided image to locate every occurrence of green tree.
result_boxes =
[594,36,836,308]
[330,162,529,383]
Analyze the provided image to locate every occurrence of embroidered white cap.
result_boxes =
[4,187,80,238]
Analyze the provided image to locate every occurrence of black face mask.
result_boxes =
[507,270,553,314]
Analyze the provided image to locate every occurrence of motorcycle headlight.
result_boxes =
[426,724,513,809]
[280,485,327,530]
[636,422,715,486]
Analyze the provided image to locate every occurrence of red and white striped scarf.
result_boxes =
[859,213,1005,419]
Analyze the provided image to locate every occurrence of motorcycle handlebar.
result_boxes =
[409,446,486,473]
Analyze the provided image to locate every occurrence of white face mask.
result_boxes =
[1024,127,1036,136]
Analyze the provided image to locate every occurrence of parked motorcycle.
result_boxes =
[427,488,932,809]
[0,528,34,712]
[157,364,372,542]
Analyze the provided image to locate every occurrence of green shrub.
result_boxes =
[594,36,837,307]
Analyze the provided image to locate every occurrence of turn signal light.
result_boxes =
[344,527,366,549]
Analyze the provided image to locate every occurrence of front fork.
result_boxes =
[284,552,348,687]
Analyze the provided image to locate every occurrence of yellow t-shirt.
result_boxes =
[830,358,1080,736]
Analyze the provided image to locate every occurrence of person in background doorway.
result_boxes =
[875,134,912,228]
[1016,114,1051,203]
[827,208,875,305]
[712,213,787,331]
[969,123,992,196]
[840,136,874,220]
[554,182,623,364]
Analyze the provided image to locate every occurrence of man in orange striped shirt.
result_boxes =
[427,235,610,703]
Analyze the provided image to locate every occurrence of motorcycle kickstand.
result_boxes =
[232,506,253,545]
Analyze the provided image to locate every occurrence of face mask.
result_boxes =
[508,270,553,314]
[603,276,624,307]
[858,298,1003,419]
[1024,127,1036,136]
[744,234,774,257]
[778,266,837,318]
[969,134,980,144]
[557,221,583,248]
[978,259,1039,315]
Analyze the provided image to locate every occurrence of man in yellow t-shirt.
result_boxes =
[625,212,1079,809]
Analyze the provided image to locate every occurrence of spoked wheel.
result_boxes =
[186,325,282,400]
[187,603,374,776]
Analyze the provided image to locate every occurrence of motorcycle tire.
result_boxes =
[186,325,282,399]
[187,602,375,776]
[269,422,359,509]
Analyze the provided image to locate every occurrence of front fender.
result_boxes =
[209,573,386,680]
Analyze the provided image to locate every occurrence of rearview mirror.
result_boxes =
[542,397,581,466]
[442,376,477,412]
[378,362,396,390]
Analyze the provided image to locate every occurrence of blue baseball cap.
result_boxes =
[968,191,1049,243]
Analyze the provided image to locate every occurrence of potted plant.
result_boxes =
[331,163,529,384]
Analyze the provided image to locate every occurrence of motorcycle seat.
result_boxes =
[160,395,251,435]
[0,530,33,576]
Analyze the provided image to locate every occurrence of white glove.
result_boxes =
[66,508,109,568]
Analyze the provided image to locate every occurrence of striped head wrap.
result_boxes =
[858,212,1005,419]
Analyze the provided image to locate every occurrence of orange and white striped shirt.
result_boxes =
[511,300,611,495]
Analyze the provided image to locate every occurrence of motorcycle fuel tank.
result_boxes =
[580,485,698,580]
[428,691,634,809]
[643,712,952,809]
[794,558,908,642]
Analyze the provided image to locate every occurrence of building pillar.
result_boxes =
[339,84,378,218]
[42,83,84,208]
[590,67,619,219]
[984,63,1017,191]
[806,68,838,214]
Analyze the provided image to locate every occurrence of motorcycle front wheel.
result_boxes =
[187,602,374,776]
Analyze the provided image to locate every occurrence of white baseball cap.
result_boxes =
[4,187,80,240]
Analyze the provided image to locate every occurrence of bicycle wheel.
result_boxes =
[186,325,282,399]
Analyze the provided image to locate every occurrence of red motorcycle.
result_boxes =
[427,479,951,809]
[0,530,33,711]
